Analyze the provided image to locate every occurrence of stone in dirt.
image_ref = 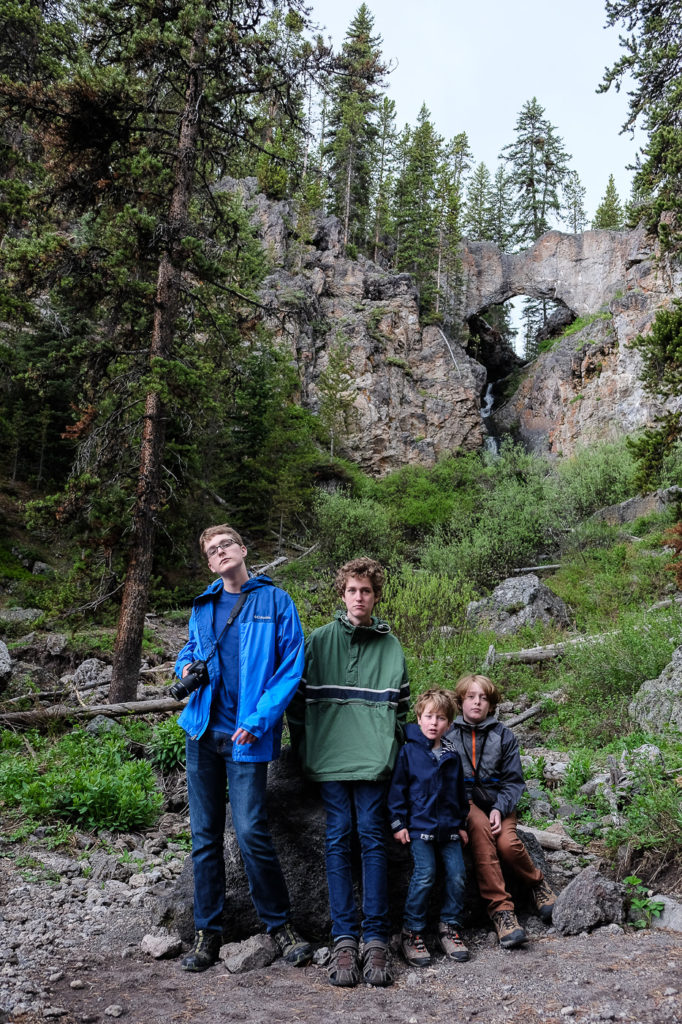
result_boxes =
[553,864,625,935]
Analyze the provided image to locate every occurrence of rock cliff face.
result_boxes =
[490,230,682,455]
[234,178,682,470]
[236,179,486,475]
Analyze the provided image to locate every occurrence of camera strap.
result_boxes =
[203,590,248,663]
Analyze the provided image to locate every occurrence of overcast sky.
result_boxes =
[306,0,643,223]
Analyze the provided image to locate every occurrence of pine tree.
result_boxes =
[501,97,572,248]
[371,96,397,263]
[487,165,516,251]
[563,170,588,233]
[599,1,682,248]
[324,4,387,252]
[464,162,493,240]
[592,174,624,229]
[1,0,329,701]
[394,104,442,316]
[435,134,472,322]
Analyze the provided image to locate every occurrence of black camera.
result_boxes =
[169,660,209,701]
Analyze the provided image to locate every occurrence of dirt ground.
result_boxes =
[11,923,682,1024]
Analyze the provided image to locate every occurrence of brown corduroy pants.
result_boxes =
[466,802,543,915]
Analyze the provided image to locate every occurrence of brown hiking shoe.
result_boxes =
[181,929,221,972]
[327,936,360,987]
[271,922,312,966]
[400,928,431,967]
[437,922,470,962]
[531,877,557,923]
[362,939,393,986]
[491,910,527,949]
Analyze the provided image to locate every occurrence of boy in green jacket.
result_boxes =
[288,558,410,989]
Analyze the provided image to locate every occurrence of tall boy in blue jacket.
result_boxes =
[174,523,310,972]
[387,687,470,967]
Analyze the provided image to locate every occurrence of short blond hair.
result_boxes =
[198,524,245,558]
[414,687,456,723]
[453,674,500,714]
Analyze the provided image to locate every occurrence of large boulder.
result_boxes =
[553,865,626,935]
[155,746,550,943]
[0,640,11,689]
[466,574,571,635]
[629,645,682,733]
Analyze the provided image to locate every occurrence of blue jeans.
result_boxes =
[319,780,389,943]
[403,837,466,932]
[186,731,290,933]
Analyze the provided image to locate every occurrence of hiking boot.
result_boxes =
[400,928,431,967]
[491,910,527,949]
[327,936,360,987]
[362,939,393,987]
[271,922,312,966]
[531,877,557,923]
[181,929,221,972]
[437,922,470,962]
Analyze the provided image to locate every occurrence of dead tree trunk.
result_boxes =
[109,30,205,704]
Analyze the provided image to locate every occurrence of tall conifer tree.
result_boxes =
[592,174,624,229]
[324,4,387,251]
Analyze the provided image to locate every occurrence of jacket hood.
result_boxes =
[194,573,273,603]
[453,713,498,732]
[404,721,439,749]
[334,608,391,635]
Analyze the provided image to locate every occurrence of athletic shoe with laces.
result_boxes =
[362,939,393,986]
[271,922,312,966]
[181,929,222,972]
[327,936,360,987]
[437,922,470,961]
[531,877,557,923]
[491,909,527,949]
[400,928,431,967]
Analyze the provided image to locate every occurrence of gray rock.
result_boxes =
[0,607,42,624]
[629,645,682,733]
[466,574,571,635]
[220,933,277,973]
[0,640,11,683]
[85,715,127,738]
[553,866,625,935]
[649,895,682,933]
[31,561,54,576]
[72,658,112,689]
[140,930,183,959]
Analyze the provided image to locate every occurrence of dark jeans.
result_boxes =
[402,837,467,932]
[319,779,389,943]
[186,731,290,933]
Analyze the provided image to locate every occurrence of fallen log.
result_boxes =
[511,564,561,574]
[517,824,582,853]
[485,632,615,666]
[0,697,182,729]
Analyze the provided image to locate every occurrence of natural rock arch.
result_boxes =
[459,226,649,320]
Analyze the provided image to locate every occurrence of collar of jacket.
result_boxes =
[334,608,391,635]
[404,721,455,753]
[452,714,498,732]
[193,574,272,605]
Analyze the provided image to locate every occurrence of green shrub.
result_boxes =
[314,491,398,565]
[382,564,474,647]
[605,762,682,860]
[148,716,186,774]
[556,439,637,521]
[0,727,163,832]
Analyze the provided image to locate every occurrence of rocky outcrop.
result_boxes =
[629,645,682,734]
[466,574,571,636]
[552,865,626,935]
[233,177,682,469]
[490,232,682,456]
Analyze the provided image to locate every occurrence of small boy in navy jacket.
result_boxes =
[387,687,469,967]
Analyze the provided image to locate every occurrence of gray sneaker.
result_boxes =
[437,922,470,962]
[271,922,312,966]
[400,928,431,967]
[327,936,360,987]
[362,940,393,986]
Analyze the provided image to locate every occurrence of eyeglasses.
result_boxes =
[206,539,239,559]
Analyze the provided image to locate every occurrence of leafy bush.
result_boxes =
[556,439,637,521]
[605,762,682,861]
[314,491,397,565]
[148,716,186,774]
[0,727,162,832]
[382,564,474,647]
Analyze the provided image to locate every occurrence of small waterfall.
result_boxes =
[481,382,499,456]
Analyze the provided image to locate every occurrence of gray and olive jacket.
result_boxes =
[444,715,526,818]
[287,610,410,783]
